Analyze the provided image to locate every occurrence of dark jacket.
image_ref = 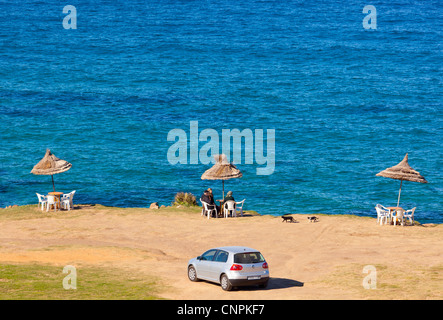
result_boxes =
[201,192,215,205]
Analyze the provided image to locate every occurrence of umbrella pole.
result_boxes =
[397,179,403,207]
[222,180,225,199]
[51,175,55,192]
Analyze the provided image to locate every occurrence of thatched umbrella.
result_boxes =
[201,154,242,200]
[31,149,72,192]
[376,153,427,207]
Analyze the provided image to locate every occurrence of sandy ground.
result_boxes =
[0,205,442,300]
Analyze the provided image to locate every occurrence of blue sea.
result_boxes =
[0,1,442,223]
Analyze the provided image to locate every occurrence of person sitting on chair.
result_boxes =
[223,191,236,217]
[201,188,219,217]
[223,191,235,202]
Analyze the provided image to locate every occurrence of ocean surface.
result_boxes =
[0,1,442,223]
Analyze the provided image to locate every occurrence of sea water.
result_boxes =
[0,1,441,223]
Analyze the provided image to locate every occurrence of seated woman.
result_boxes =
[223,191,235,202]
[223,191,236,217]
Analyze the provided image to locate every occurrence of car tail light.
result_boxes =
[230,264,243,271]
[262,262,268,269]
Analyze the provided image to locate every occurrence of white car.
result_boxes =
[187,246,270,291]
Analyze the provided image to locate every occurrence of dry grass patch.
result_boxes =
[315,263,443,300]
[0,263,164,300]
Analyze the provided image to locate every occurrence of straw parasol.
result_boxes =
[376,153,427,207]
[201,154,242,200]
[31,149,72,192]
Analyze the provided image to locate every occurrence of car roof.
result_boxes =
[213,246,259,254]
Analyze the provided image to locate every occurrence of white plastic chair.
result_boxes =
[223,200,236,218]
[200,199,217,219]
[375,204,390,225]
[46,195,59,212]
[393,209,405,226]
[235,199,245,217]
[36,193,47,211]
[61,194,71,211]
[61,190,76,211]
[404,207,416,225]
[68,190,76,209]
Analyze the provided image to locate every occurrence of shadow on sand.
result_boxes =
[228,277,304,292]
[267,277,304,290]
[193,277,303,291]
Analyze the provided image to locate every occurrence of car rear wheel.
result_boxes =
[188,265,198,282]
[220,274,233,291]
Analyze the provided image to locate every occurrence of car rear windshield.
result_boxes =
[234,252,265,264]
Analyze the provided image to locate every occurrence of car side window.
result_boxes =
[214,250,229,263]
[201,249,217,261]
